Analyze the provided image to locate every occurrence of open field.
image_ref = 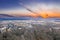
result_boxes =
[0,20,60,40]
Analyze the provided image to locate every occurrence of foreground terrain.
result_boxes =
[0,20,60,40]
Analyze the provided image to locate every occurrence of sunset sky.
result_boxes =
[0,0,60,18]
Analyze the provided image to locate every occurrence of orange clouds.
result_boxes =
[48,13,60,18]
[7,10,60,18]
[41,11,60,18]
[28,11,60,18]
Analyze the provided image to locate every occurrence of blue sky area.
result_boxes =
[0,0,60,10]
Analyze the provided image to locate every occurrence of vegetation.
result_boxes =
[0,21,60,40]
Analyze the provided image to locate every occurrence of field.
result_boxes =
[0,20,60,40]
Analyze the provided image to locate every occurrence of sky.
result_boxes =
[0,0,60,18]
